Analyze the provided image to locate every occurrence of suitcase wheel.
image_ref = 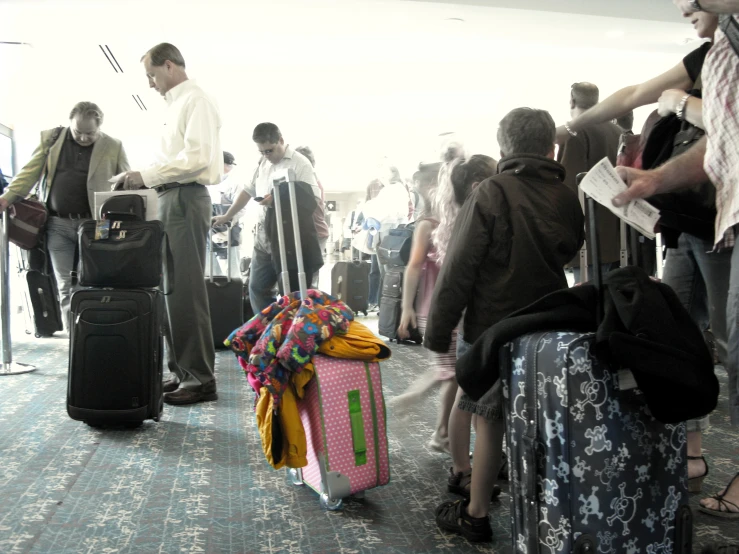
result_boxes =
[288,468,304,486]
[320,492,343,511]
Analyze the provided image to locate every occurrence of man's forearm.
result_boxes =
[223,190,251,219]
[570,86,639,132]
[656,135,709,192]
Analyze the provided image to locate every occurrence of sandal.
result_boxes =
[699,472,739,519]
[435,498,493,543]
[447,467,501,501]
[688,455,709,493]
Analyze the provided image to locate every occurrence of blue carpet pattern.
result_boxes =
[0,322,738,553]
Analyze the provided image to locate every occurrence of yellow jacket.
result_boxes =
[318,321,391,362]
[255,321,390,470]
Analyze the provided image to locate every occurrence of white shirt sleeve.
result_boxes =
[140,97,220,188]
[293,159,320,201]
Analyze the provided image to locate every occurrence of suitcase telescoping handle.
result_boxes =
[576,172,604,324]
[272,172,308,299]
[209,221,234,285]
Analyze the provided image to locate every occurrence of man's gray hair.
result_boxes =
[497,108,556,157]
[571,82,599,110]
[69,101,104,126]
[141,43,186,68]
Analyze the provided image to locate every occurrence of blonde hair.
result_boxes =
[431,154,497,264]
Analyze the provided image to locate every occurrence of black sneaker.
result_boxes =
[435,499,493,543]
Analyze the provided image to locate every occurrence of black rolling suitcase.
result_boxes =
[331,259,370,316]
[206,225,243,349]
[18,240,63,337]
[378,267,422,344]
[502,183,692,553]
[67,288,164,426]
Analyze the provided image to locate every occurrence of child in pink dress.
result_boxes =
[391,155,498,453]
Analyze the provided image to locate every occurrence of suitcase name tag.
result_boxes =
[94,220,110,240]
[617,368,638,391]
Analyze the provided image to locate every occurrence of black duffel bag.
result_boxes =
[100,194,146,221]
[77,218,172,289]
[377,223,414,267]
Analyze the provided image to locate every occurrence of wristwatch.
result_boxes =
[690,0,703,11]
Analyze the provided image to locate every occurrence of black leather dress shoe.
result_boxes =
[164,381,218,406]
[162,376,180,393]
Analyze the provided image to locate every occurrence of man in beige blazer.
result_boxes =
[0,101,130,330]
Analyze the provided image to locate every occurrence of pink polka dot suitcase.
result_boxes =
[291,354,390,509]
[271,179,390,509]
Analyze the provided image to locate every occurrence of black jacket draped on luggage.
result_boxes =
[265,181,324,275]
[456,266,718,424]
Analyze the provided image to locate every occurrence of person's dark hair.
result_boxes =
[497,108,556,157]
[253,123,281,144]
[295,146,315,167]
[451,154,497,206]
[616,111,634,132]
[69,101,104,126]
[570,82,599,110]
[142,43,186,68]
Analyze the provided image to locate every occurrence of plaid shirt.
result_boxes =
[703,17,739,250]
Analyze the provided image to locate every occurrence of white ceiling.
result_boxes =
[410,0,687,23]
[1,0,702,191]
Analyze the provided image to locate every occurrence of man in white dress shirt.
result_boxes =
[212,123,320,313]
[115,43,222,406]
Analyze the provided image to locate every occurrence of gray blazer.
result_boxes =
[1,127,130,210]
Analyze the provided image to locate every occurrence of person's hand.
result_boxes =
[112,171,145,190]
[397,309,417,340]
[658,89,687,117]
[211,215,231,227]
[258,193,273,207]
[612,166,664,207]
[0,198,9,215]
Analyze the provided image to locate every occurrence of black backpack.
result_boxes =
[376,223,414,267]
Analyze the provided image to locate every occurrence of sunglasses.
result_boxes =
[259,148,274,156]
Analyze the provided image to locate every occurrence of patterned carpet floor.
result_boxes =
[0,316,738,554]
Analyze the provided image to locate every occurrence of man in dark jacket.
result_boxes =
[429,107,584,543]
[558,82,622,281]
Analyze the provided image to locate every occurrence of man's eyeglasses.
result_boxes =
[259,148,274,156]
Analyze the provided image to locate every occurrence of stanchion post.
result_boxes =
[0,212,36,375]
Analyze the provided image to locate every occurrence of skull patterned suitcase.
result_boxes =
[502,330,692,554]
